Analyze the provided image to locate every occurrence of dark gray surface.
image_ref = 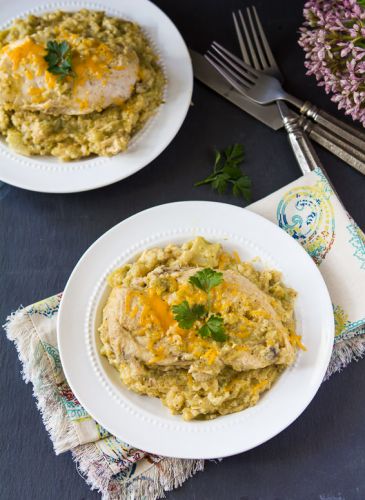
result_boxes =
[1,1,364,499]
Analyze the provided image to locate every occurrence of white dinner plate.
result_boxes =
[58,201,334,459]
[0,0,192,193]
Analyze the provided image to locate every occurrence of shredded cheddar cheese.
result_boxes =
[99,237,300,420]
[289,333,306,351]
[203,348,218,365]
[232,250,241,263]
[146,290,175,331]
[2,38,45,70]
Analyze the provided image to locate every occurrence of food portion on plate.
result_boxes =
[0,9,165,160]
[99,237,304,421]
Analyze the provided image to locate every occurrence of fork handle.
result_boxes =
[301,101,365,162]
[280,106,343,203]
[301,118,365,176]
[284,116,320,174]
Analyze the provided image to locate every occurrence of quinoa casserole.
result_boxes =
[0,10,165,160]
[99,237,305,421]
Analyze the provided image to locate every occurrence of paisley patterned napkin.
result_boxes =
[249,167,365,375]
[4,167,365,499]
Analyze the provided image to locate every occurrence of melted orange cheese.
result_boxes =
[125,288,175,334]
[129,305,138,319]
[24,69,34,80]
[45,71,57,89]
[232,250,241,263]
[28,87,44,95]
[124,289,133,313]
[252,379,269,395]
[218,252,233,269]
[203,347,218,365]
[289,332,306,351]
[3,38,45,70]
[113,97,125,106]
[2,37,58,90]
[72,43,114,89]
[234,344,250,351]
[27,86,46,103]
[175,283,205,303]
[250,309,270,319]
[148,345,166,364]
[1,36,118,95]
[146,290,175,331]
[76,98,90,110]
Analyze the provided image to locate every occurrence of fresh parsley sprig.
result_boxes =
[172,268,227,342]
[198,314,226,342]
[172,301,206,329]
[195,144,251,201]
[188,268,223,293]
[44,40,74,81]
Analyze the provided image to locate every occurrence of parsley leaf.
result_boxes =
[170,268,228,342]
[188,268,223,294]
[198,314,227,342]
[172,300,206,329]
[195,143,252,201]
[44,40,74,81]
[232,175,252,200]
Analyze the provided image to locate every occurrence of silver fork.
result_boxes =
[232,7,282,81]
[206,42,365,175]
[207,42,303,109]
[232,6,365,150]
[207,6,365,174]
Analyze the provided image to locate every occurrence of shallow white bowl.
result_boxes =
[0,0,193,192]
[58,201,334,459]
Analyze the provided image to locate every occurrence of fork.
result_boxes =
[206,42,365,175]
[232,6,365,153]
[206,7,365,174]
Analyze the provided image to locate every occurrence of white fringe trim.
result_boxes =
[4,306,205,499]
[72,442,204,500]
[325,329,365,380]
[73,442,112,494]
[118,457,204,500]
[4,304,365,499]
[3,307,80,454]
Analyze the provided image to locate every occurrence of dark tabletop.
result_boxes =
[1,1,365,499]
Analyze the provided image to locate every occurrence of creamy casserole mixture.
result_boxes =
[99,237,304,420]
[0,10,165,160]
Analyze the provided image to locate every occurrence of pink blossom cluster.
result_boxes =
[299,0,365,126]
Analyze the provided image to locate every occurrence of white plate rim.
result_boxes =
[0,0,193,193]
[57,201,334,459]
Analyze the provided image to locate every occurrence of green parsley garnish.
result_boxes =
[171,268,227,342]
[198,314,227,342]
[195,144,251,201]
[188,268,223,293]
[172,301,206,329]
[44,41,74,81]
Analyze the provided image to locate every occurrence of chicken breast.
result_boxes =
[0,36,139,115]
[99,267,296,376]
[99,237,300,420]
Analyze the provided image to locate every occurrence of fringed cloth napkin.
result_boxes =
[4,167,365,499]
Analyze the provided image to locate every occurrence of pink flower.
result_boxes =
[299,0,365,126]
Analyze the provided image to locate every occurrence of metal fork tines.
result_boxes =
[205,41,302,108]
[232,6,281,80]
[206,42,259,91]
[222,5,365,173]
[205,42,365,172]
